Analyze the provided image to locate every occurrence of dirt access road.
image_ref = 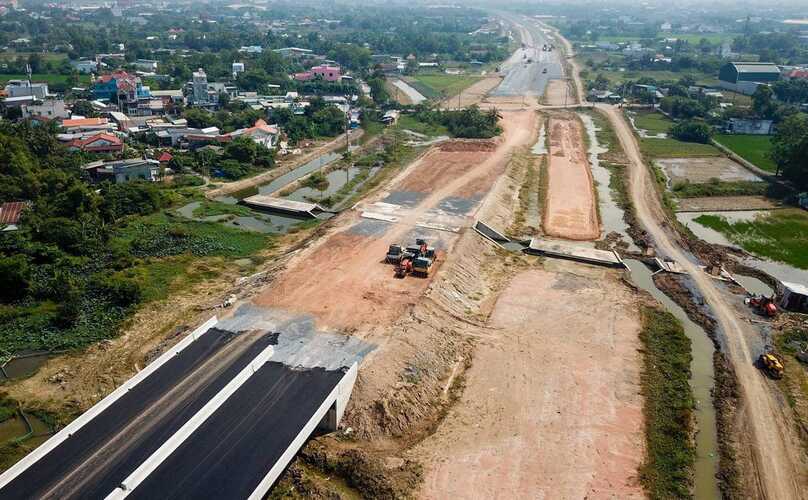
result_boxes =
[543,20,807,494]
[413,264,645,499]
[602,103,807,498]
[543,117,600,241]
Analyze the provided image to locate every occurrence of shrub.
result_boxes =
[670,120,712,144]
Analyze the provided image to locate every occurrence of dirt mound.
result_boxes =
[437,139,497,152]
[542,117,600,240]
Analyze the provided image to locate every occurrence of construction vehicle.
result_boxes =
[386,244,404,264]
[388,239,435,278]
[746,295,777,317]
[395,257,413,279]
[412,256,433,277]
[757,350,784,379]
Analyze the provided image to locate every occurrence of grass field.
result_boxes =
[632,111,673,134]
[410,73,482,98]
[640,138,721,159]
[395,114,449,137]
[599,69,719,87]
[0,73,91,85]
[694,209,808,269]
[0,52,67,63]
[714,134,777,173]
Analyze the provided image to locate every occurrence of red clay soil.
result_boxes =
[253,111,537,333]
[543,117,600,241]
[413,267,645,499]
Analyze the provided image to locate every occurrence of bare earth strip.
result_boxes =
[543,117,600,240]
[413,265,645,500]
[543,79,570,107]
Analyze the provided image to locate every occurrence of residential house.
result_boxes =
[82,158,160,183]
[274,47,313,59]
[67,133,124,154]
[227,119,279,148]
[381,110,400,125]
[783,68,808,81]
[0,201,28,232]
[718,62,780,95]
[294,65,342,82]
[61,117,117,135]
[239,45,263,54]
[158,151,173,164]
[70,59,99,74]
[92,71,153,115]
[134,59,158,72]
[150,89,186,107]
[22,99,69,120]
[107,111,134,132]
[4,80,49,99]
[726,118,774,135]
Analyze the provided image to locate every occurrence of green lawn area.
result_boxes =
[694,209,808,269]
[0,73,91,85]
[641,138,721,158]
[714,134,777,173]
[410,73,482,98]
[599,69,719,87]
[0,52,67,63]
[632,111,673,134]
[395,114,449,137]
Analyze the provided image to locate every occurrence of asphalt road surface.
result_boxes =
[129,362,343,499]
[492,17,563,96]
[0,329,277,500]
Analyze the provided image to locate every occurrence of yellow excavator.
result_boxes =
[757,350,784,379]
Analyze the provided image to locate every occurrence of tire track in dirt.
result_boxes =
[600,104,807,499]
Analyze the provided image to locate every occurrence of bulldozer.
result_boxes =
[757,350,784,379]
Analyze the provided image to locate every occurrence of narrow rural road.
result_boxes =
[603,103,804,499]
[534,17,805,498]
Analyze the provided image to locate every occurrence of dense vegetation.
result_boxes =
[0,122,268,361]
[639,306,695,499]
[413,105,501,139]
[670,120,712,144]
[771,113,808,189]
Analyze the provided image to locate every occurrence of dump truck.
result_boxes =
[757,351,784,379]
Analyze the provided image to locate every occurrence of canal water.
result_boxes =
[625,260,721,500]
[579,113,639,252]
[285,165,382,207]
[257,152,341,196]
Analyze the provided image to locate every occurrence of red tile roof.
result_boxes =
[62,117,109,128]
[0,201,28,226]
[158,152,173,162]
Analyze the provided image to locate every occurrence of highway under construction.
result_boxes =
[1,12,805,500]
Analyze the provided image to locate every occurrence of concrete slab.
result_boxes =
[242,195,322,217]
[526,238,625,268]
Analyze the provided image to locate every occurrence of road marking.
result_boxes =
[105,344,275,499]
